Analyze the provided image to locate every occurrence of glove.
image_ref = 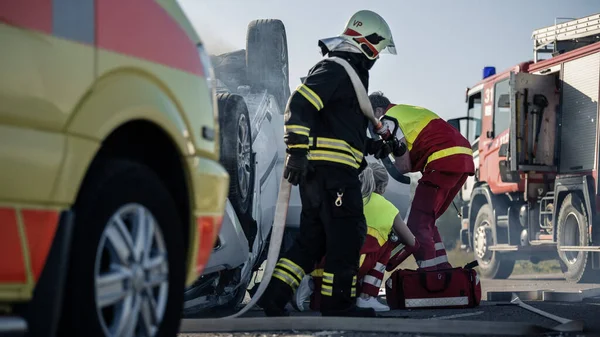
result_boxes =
[283,150,309,186]
[365,138,393,159]
[391,138,407,157]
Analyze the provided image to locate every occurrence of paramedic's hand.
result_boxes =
[284,150,308,186]
[391,138,407,157]
[373,121,392,140]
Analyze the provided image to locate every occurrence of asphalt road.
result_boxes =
[179,273,600,337]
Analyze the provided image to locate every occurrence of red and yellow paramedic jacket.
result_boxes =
[384,104,475,174]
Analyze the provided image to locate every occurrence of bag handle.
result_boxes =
[464,260,479,270]
[419,271,453,293]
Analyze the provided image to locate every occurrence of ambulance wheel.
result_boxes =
[59,159,185,337]
[246,19,291,111]
[556,193,598,283]
[473,204,515,279]
[217,93,255,219]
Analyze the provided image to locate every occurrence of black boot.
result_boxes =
[319,273,376,317]
[257,278,293,317]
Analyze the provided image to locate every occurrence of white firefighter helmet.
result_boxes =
[319,10,396,60]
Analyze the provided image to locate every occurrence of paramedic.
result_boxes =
[293,161,418,312]
[368,91,475,271]
[257,10,397,317]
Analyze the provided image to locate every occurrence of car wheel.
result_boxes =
[246,19,291,111]
[217,93,255,219]
[59,159,185,337]
[556,193,598,283]
[473,204,515,279]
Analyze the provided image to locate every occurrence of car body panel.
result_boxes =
[0,0,229,303]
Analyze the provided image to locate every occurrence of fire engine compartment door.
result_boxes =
[508,71,558,172]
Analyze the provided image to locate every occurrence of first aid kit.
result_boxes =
[384,261,481,310]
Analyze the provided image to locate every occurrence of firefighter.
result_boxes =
[257,10,397,317]
[368,91,475,271]
[292,161,417,312]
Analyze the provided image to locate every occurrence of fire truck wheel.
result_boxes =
[473,204,515,279]
[59,159,185,337]
[556,193,598,283]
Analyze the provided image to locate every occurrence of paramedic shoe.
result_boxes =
[357,296,390,312]
[292,275,313,312]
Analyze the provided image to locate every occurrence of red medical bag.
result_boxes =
[384,261,481,310]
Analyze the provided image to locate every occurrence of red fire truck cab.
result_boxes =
[451,13,600,283]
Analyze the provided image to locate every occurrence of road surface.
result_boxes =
[179,273,600,337]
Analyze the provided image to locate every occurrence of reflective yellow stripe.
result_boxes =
[323,272,334,284]
[297,84,324,110]
[359,254,366,267]
[352,275,357,286]
[350,287,357,297]
[367,227,388,246]
[311,268,324,277]
[285,124,310,137]
[314,137,363,161]
[277,258,305,279]
[288,144,309,149]
[425,146,474,168]
[273,269,300,288]
[308,150,360,169]
[321,284,333,296]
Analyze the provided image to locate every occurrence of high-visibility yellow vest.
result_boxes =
[363,193,399,246]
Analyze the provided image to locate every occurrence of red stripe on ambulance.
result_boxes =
[96,0,204,76]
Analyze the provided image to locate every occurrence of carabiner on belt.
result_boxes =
[335,192,344,207]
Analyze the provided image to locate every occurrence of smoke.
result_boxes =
[196,23,239,56]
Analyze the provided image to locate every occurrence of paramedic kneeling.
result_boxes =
[293,162,417,312]
[369,91,475,272]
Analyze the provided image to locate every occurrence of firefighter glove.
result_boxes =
[284,150,309,186]
[366,138,393,159]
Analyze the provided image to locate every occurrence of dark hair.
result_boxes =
[369,91,391,110]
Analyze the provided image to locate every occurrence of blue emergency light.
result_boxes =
[483,66,496,79]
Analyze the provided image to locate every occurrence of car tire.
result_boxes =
[556,193,598,283]
[217,93,255,219]
[246,19,291,111]
[473,204,515,279]
[58,159,185,337]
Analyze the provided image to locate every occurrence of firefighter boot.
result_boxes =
[320,273,376,317]
[257,277,294,317]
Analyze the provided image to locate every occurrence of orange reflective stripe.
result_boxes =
[425,146,474,168]
[0,208,27,283]
[21,210,59,282]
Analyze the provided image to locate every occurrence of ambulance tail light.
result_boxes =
[483,66,496,79]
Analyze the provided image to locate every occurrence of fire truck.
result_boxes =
[452,13,600,283]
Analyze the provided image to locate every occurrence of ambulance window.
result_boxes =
[467,93,482,143]
[494,79,511,136]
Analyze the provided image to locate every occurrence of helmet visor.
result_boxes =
[380,36,397,55]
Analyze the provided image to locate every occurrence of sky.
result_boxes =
[178,0,599,120]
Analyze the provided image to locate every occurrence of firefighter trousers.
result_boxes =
[258,165,367,316]
[310,235,393,310]
[407,169,469,271]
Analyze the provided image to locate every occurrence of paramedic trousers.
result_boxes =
[258,165,367,315]
[311,236,393,310]
[407,169,469,271]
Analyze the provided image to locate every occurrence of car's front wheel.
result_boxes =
[59,159,185,337]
